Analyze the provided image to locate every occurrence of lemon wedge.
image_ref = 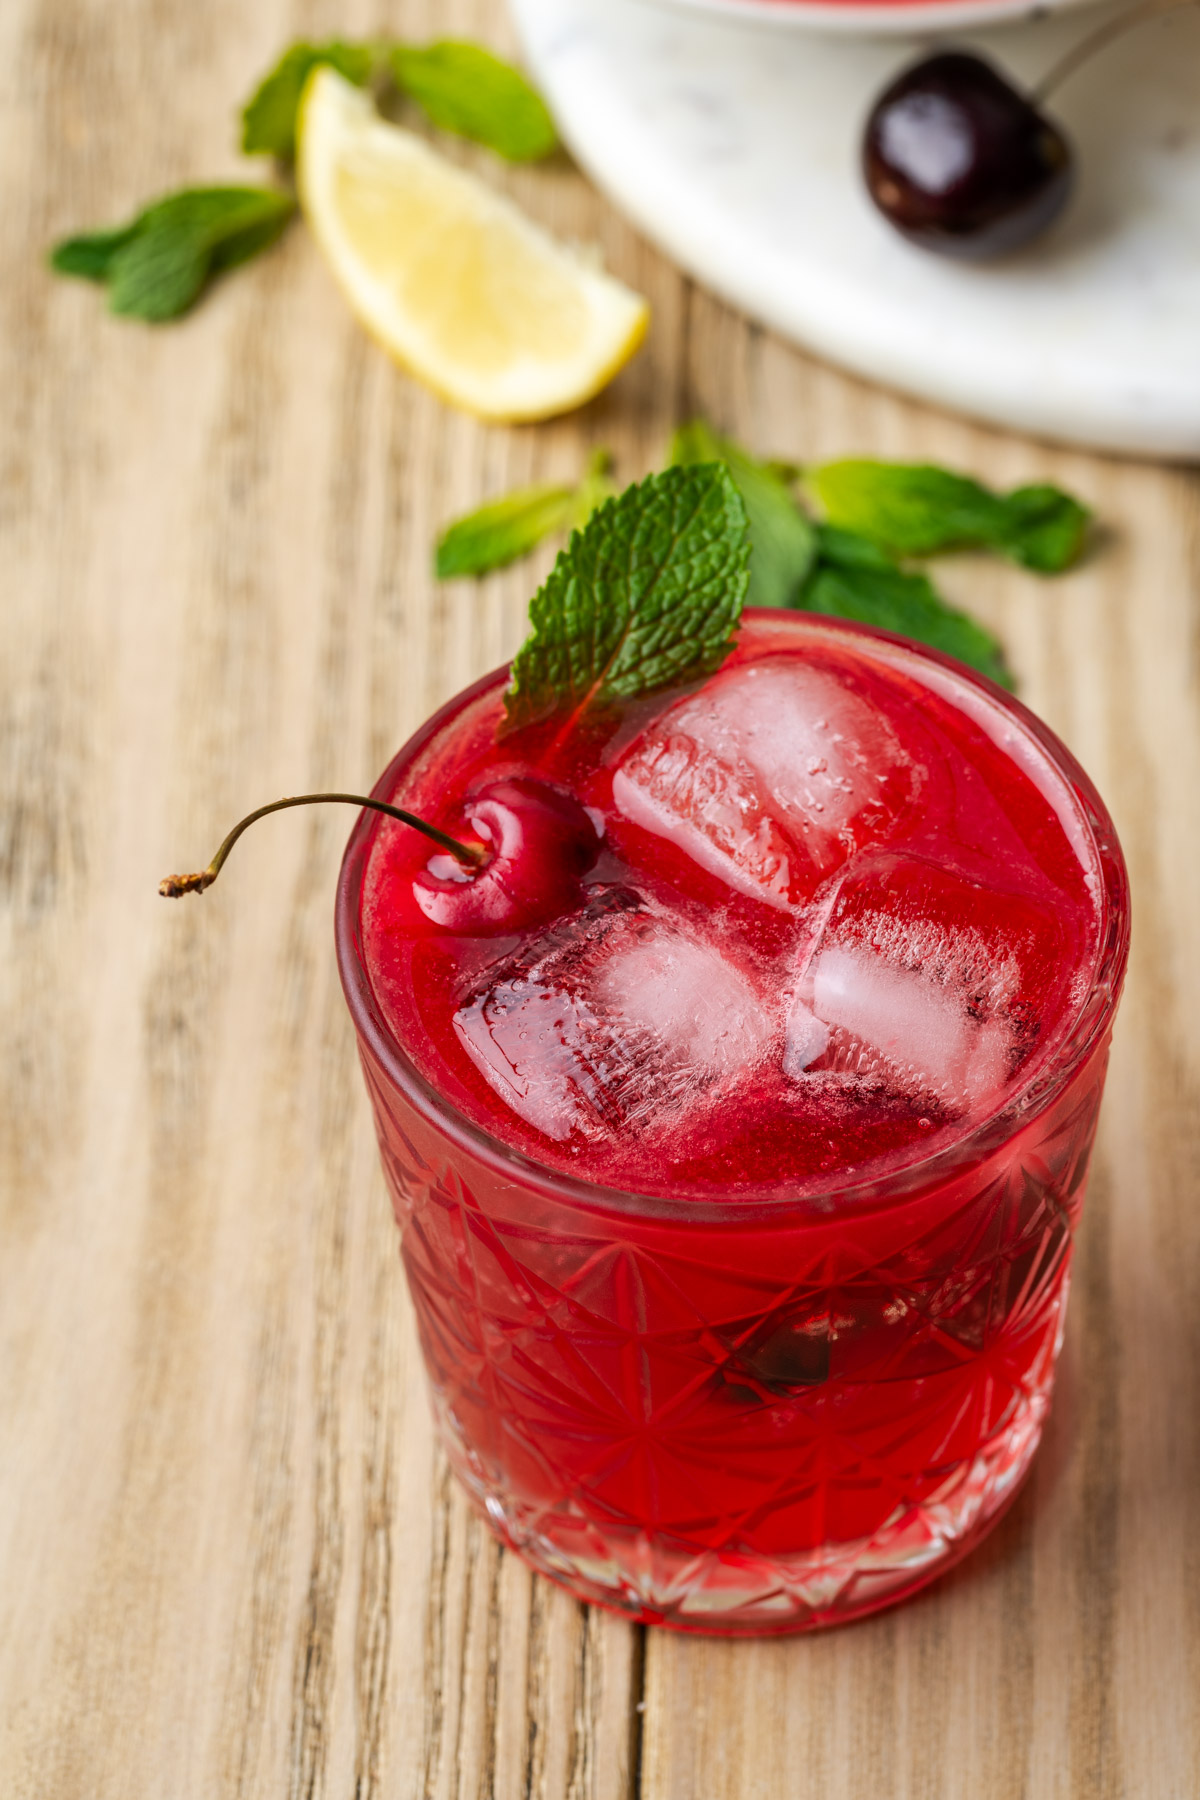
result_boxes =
[296,68,649,421]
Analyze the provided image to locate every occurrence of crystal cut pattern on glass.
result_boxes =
[360,1040,1107,1634]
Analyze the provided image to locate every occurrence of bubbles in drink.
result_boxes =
[612,657,914,910]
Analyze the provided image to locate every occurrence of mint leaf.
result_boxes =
[436,451,615,579]
[812,461,1003,555]
[994,484,1091,573]
[106,224,213,320]
[670,420,815,609]
[504,465,750,733]
[51,187,296,322]
[50,223,140,282]
[241,40,375,157]
[391,41,558,161]
[809,524,896,572]
[811,459,1090,574]
[438,486,576,579]
[796,525,1013,690]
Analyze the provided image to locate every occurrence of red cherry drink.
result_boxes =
[337,612,1128,1633]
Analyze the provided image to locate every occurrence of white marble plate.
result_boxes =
[512,0,1200,457]
[642,0,1102,41]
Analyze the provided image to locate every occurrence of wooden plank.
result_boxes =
[2,0,1199,1794]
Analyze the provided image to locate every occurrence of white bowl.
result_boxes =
[640,0,1104,37]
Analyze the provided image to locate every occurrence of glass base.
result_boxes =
[438,1383,1048,1635]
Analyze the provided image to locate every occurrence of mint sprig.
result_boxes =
[810,460,1090,574]
[669,420,815,610]
[503,465,750,734]
[391,41,559,162]
[796,526,1013,690]
[436,450,615,579]
[50,187,295,321]
[241,41,376,158]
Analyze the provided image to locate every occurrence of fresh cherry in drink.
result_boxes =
[412,775,600,934]
[862,51,1073,260]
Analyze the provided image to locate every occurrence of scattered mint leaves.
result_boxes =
[50,187,296,321]
[669,420,815,610]
[663,431,1012,684]
[810,459,1090,574]
[442,433,1093,698]
[436,450,615,579]
[240,37,557,164]
[54,34,559,326]
[796,525,1014,690]
[503,465,750,734]
[241,40,375,158]
[391,41,559,162]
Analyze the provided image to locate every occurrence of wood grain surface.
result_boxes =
[1,0,1197,1794]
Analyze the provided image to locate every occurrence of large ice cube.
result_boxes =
[454,889,772,1143]
[787,856,1067,1114]
[612,657,912,910]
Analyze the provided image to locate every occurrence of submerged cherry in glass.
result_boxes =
[863,51,1073,260]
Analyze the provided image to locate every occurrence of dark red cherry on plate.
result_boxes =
[412,776,601,934]
[862,51,1073,261]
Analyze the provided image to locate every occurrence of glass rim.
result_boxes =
[335,612,1130,1226]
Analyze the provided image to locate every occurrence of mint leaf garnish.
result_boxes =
[50,187,295,321]
[436,451,615,579]
[241,40,375,157]
[796,525,1013,690]
[503,465,750,734]
[811,459,1090,574]
[391,41,558,162]
[670,420,815,610]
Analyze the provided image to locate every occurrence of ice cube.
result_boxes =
[596,930,768,1079]
[788,855,1067,1113]
[612,657,912,910]
[808,944,1010,1109]
[454,890,771,1143]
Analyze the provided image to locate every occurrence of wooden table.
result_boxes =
[3,1,1198,1793]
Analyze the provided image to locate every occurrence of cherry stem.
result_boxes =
[158,792,484,898]
[1034,0,1199,103]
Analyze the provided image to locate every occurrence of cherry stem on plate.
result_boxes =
[158,792,484,897]
[1033,0,1200,102]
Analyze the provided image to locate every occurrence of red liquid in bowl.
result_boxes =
[338,613,1127,1631]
